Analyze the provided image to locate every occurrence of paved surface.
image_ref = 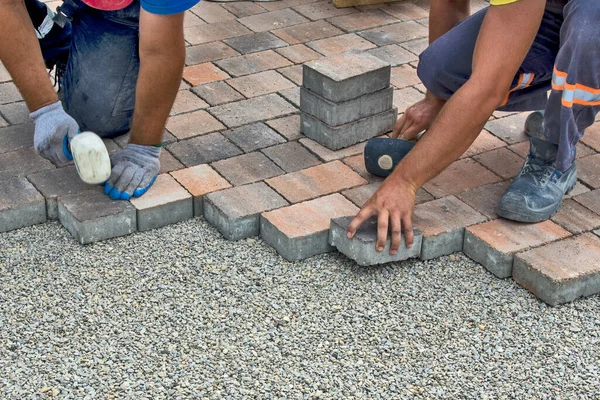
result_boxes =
[1,219,600,399]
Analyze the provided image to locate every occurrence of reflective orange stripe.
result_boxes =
[500,73,535,106]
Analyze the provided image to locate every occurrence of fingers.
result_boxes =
[122,168,146,200]
[391,114,407,139]
[389,211,402,255]
[133,175,157,198]
[399,123,425,141]
[376,210,389,252]
[346,207,375,239]
[402,214,414,249]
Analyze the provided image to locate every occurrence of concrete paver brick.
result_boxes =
[204,182,288,240]
[576,154,600,189]
[166,109,226,140]
[171,164,231,216]
[215,50,292,77]
[266,160,367,203]
[299,137,366,162]
[182,62,230,86]
[392,87,423,115]
[275,44,321,64]
[0,148,54,181]
[223,122,286,153]
[484,112,531,144]
[185,42,240,66]
[301,108,397,151]
[413,196,487,260]
[57,188,136,245]
[461,130,507,159]
[0,123,34,154]
[167,132,242,167]
[260,193,358,261]
[170,90,209,115]
[224,31,288,54]
[300,86,393,126]
[342,154,383,182]
[389,64,420,89]
[184,20,251,45]
[423,158,502,198]
[0,115,7,128]
[222,2,267,18]
[513,233,600,306]
[463,219,571,279]
[328,9,399,32]
[190,2,235,23]
[342,180,432,207]
[238,8,309,32]
[0,82,22,105]
[184,10,205,28]
[191,81,244,106]
[262,141,321,172]
[130,174,193,232]
[551,199,600,234]
[266,114,303,141]
[329,216,422,266]
[573,189,600,214]
[303,52,390,102]
[159,149,184,174]
[212,151,284,186]
[367,44,417,67]
[272,20,344,45]
[307,33,377,57]
[473,147,524,180]
[278,86,300,108]
[0,177,46,232]
[209,93,297,128]
[0,101,30,125]
[358,21,427,46]
[228,70,296,98]
[294,1,358,20]
[580,121,600,152]
[400,37,428,56]
[113,130,177,149]
[278,65,303,86]
[382,1,429,21]
[564,181,590,199]
[259,0,318,12]
[455,181,511,220]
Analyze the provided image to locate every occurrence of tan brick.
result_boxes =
[260,0,318,12]
[293,1,358,20]
[275,44,322,64]
[182,63,230,86]
[580,121,600,152]
[484,112,530,144]
[171,164,231,216]
[390,64,420,89]
[212,152,284,186]
[573,189,600,214]
[184,20,251,45]
[328,9,398,32]
[0,82,21,105]
[299,138,366,162]
[307,33,376,57]
[191,81,244,106]
[382,1,428,21]
[342,154,382,182]
[564,181,591,199]
[209,93,297,128]
[265,160,367,203]
[272,20,344,45]
[215,50,292,77]
[277,65,303,86]
[551,199,600,234]
[393,87,423,114]
[238,8,309,32]
[577,154,600,189]
[190,1,235,23]
[170,90,208,115]
[166,110,226,140]
[222,2,267,18]
[184,10,205,28]
[227,70,295,98]
[460,130,507,159]
[185,42,240,66]
[0,148,54,181]
[473,147,524,180]
[266,114,303,141]
[358,21,428,46]
[508,140,594,160]
[423,158,502,198]
[159,149,184,174]
[455,181,511,220]
[464,219,571,278]
[260,193,359,261]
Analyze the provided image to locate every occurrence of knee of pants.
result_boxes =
[417,44,463,101]
[65,100,132,138]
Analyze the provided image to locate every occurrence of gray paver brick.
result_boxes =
[212,151,284,186]
[192,81,244,106]
[204,182,288,240]
[184,20,251,45]
[209,93,297,128]
[272,20,344,45]
[301,107,397,151]
[215,50,292,78]
[329,216,422,266]
[262,141,321,172]
[167,132,242,167]
[0,123,34,153]
[0,148,54,181]
[224,32,288,54]
[238,9,309,32]
[0,102,29,125]
[300,86,393,126]
[266,114,302,141]
[0,177,46,233]
[357,21,428,46]
[278,86,300,108]
[222,122,286,153]
[303,51,391,102]
[367,44,417,67]
[185,42,240,66]
[58,188,137,245]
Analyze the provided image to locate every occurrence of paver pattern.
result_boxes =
[2,0,600,305]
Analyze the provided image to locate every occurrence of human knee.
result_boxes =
[417,43,456,100]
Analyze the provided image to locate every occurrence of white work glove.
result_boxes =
[104,143,161,200]
[30,101,79,164]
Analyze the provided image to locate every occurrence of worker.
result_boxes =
[348,0,598,254]
[0,0,199,199]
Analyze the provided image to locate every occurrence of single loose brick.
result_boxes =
[204,182,288,240]
[463,219,571,279]
[227,70,296,98]
[473,147,524,180]
[171,164,231,216]
[265,160,367,203]
[222,122,286,153]
[412,196,486,260]
[272,20,344,45]
[551,199,600,234]
[423,158,502,198]
[211,151,284,186]
[130,174,193,232]
[357,21,427,46]
[239,9,308,32]
[58,188,137,245]
[0,177,46,232]
[223,32,288,54]
[209,93,297,128]
[261,141,321,172]
[513,233,600,306]
[166,109,226,140]
[215,50,292,78]
[307,33,376,57]
[0,123,34,154]
[484,112,530,144]
[0,148,54,181]
[191,81,244,106]
[182,63,230,86]
[167,132,242,167]
[455,181,511,220]
[260,193,359,261]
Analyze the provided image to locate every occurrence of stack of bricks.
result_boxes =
[300,51,397,150]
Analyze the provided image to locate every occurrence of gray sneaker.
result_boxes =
[497,137,577,223]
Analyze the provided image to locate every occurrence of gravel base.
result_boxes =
[1,219,599,399]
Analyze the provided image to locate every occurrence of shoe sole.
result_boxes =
[70,132,111,185]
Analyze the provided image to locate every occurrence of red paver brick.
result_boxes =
[423,158,502,198]
[130,174,193,232]
[0,148,54,181]
[209,93,297,128]
[275,44,321,64]
[580,121,600,152]
[464,219,571,278]
[390,64,420,89]
[294,1,358,20]
[260,193,359,261]
[393,86,423,114]
[551,199,600,234]
[513,233,600,305]
[576,154,600,189]
[368,44,417,67]
[266,114,303,140]
[342,180,433,207]
[222,2,267,18]
[191,81,244,106]
[262,141,321,173]
[171,164,232,216]
[277,65,303,86]
[272,20,344,45]
[299,138,366,162]
[484,112,530,144]
[238,8,309,32]
[166,109,226,140]
[265,160,367,203]
[413,195,487,260]
[184,20,251,45]
[328,9,398,32]
[381,1,428,21]
[227,70,296,98]
[0,82,21,105]
[573,189,600,214]
[473,147,524,180]
[460,130,507,159]
[158,149,184,174]
[212,151,284,186]
[455,181,511,220]
[215,50,292,77]
[170,90,209,115]
[185,42,240,66]
[182,63,230,86]
[358,21,428,46]
[307,33,377,56]
[342,154,382,182]
[190,1,236,23]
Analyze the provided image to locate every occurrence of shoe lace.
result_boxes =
[519,153,555,184]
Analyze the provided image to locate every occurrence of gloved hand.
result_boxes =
[104,143,161,200]
[30,101,79,164]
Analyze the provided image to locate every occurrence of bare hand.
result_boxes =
[392,92,446,140]
[346,177,417,255]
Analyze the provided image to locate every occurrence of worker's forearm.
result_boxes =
[0,1,58,111]
[429,0,471,44]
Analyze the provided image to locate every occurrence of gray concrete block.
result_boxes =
[58,188,137,245]
[222,122,286,153]
[300,86,393,126]
[204,182,288,241]
[0,177,46,232]
[301,108,397,151]
[303,51,391,102]
[329,216,422,266]
[463,230,514,279]
[0,123,34,154]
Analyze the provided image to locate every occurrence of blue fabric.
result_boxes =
[141,0,199,15]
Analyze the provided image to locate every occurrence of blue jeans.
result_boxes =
[417,0,600,172]
[34,0,141,137]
